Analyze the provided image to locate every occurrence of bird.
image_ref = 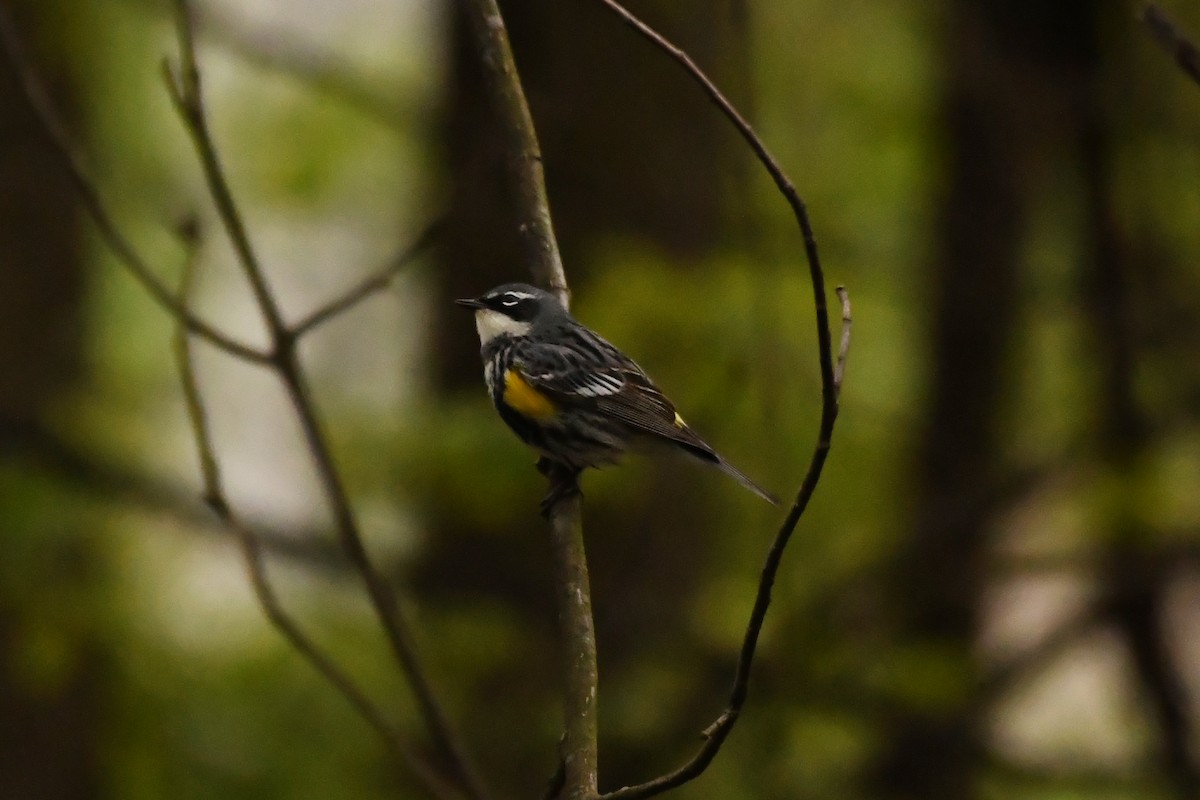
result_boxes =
[455,282,778,511]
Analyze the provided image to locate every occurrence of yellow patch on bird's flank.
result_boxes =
[673,411,686,428]
[504,369,558,419]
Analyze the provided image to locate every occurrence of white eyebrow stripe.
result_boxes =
[497,291,536,301]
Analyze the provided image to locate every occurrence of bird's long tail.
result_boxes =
[712,456,780,506]
[668,422,779,505]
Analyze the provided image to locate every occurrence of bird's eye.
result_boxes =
[501,293,520,307]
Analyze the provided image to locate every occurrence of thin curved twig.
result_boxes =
[171,234,460,800]
[593,2,845,797]
[0,5,267,364]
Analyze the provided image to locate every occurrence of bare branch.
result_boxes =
[547,482,599,798]
[6,0,485,792]
[0,5,267,363]
[293,216,444,338]
[458,0,592,795]
[592,2,844,797]
[171,240,460,800]
[278,358,493,800]
[164,0,286,337]
[460,0,569,308]
[162,4,491,797]
[1142,4,1200,88]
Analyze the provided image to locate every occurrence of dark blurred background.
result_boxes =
[3,0,1200,798]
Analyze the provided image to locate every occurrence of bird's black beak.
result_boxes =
[454,297,485,310]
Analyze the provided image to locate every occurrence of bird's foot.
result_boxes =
[537,458,581,518]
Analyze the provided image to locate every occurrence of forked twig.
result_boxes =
[593,2,847,797]
[0,5,266,364]
[163,3,490,797]
[7,0,487,795]
[293,216,443,338]
[162,0,285,335]
[171,233,459,800]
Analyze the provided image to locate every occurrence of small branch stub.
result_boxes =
[1142,3,1200,87]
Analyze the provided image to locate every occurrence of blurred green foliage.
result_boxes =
[4,0,1200,799]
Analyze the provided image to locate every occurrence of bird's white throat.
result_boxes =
[474,309,532,345]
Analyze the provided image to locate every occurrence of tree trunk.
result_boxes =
[0,2,102,798]
[866,2,1103,796]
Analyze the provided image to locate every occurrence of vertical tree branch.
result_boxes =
[457,1,593,797]
[548,493,599,799]
[458,0,569,306]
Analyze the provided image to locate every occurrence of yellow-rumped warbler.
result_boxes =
[456,283,778,506]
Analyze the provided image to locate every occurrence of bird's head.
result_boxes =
[455,283,562,344]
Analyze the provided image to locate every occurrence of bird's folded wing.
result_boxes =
[513,341,715,456]
[511,341,626,400]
